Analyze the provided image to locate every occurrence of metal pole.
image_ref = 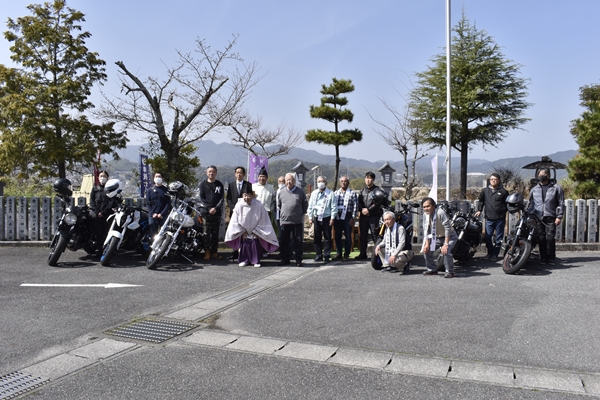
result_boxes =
[445,0,452,201]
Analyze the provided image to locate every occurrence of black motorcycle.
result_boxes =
[371,201,419,270]
[449,206,483,262]
[47,178,98,266]
[501,192,542,274]
[146,181,205,270]
[100,195,150,266]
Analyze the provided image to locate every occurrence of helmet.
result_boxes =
[168,181,189,197]
[53,178,72,197]
[371,188,390,208]
[506,192,524,213]
[104,179,122,198]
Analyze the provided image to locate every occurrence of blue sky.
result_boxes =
[1,0,599,165]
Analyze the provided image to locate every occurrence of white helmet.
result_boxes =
[104,178,122,198]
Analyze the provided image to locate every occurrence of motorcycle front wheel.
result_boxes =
[371,238,383,270]
[47,234,68,266]
[146,234,170,270]
[100,236,119,266]
[502,239,532,274]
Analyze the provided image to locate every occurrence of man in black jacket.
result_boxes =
[226,166,252,260]
[475,173,509,260]
[198,165,225,260]
[355,172,383,260]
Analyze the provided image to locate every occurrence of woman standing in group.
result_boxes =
[421,197,458,278]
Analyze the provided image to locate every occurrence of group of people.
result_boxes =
[92,164,564,273]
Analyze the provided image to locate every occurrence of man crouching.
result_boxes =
[374,211,414,274]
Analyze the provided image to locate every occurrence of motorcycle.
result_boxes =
[47,178,98,266]
[100,179,150,266]
[146,181,205,270]
[449,206,482,262]
[371,199,419,270]
[501,192,542,274]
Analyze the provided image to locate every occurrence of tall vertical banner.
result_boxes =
[93,148,101,185]
[139,153,152,198]
[428,153,438,202]
[248,152,269,184]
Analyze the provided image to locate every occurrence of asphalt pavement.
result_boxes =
[1,246,599,399]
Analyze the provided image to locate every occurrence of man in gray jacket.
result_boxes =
[526,168,565,265]
[277,173,308,266]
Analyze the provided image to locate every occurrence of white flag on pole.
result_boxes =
[428,153,438,202]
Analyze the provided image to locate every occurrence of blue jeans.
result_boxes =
[485,218,505,257]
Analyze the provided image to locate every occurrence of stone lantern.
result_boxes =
[292,161,309,189]
[378,162,395,200]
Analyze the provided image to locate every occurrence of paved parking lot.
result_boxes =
[1,246,599,399]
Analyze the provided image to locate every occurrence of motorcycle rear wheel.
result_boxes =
[146,234,170,270]
[100,237,119,266]
[502,239,532,274]
[47,235,68,266]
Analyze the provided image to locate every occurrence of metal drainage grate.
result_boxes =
[0,371,50,400]
[105,319,197,343]
[216,285,266,302]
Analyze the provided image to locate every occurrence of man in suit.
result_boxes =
[226,166,252,260]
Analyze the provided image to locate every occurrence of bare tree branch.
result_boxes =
[225,112,304,158]
[97,34,261,183]
[369,99,432,200]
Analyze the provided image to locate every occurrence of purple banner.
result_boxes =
[248,153,269,184]
[139,153,152,197]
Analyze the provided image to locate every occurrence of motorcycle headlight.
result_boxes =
[526,218,537,230]
[65,213,77,225]
[454,216,466,230]
[173,213,185,224]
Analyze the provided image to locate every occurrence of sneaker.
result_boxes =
[402,264,410,275]
[547,258,555,265]
[490,256,498,261]
[423,270,438,276]
[382,266,399,273]
[484,254,492,260]
[278,260,290,266]
[238,262,247,267]
[444,272,454,278]
[354,254,368,260]
[253,263,261,268]
[380,264,390,272]
[314,255,323,262]
[324,257,330,263]
[332,255,343,261]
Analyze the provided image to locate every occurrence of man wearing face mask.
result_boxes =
[526,168,565,265]
[307,176,336,262]
[146,172,171,240]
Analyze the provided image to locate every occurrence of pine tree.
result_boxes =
[306,78,362,190]
[410,13,530,199]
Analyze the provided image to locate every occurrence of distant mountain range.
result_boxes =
[116,140,576,177]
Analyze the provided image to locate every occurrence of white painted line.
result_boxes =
[20,283,143,288]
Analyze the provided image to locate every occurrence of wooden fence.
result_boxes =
[406,199,599,244]
[0,196,598,244]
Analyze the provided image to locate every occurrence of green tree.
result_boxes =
[410,13,530,199]
[0,0,126,179]
[568,84,600,198]
[306,78,362,191]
